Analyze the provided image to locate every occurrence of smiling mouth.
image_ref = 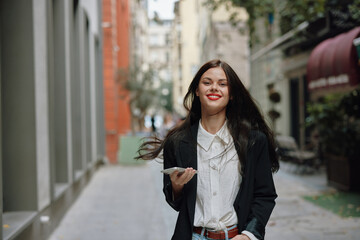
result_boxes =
[206,94,221,100]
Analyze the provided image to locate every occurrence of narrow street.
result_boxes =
[49,161,360,240]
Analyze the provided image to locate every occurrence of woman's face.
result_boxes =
[196,67,230,117]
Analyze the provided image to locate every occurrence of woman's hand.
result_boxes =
[231,234,251,240]
[170,167,197,199]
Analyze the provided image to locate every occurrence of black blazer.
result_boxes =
[163,121,277,240]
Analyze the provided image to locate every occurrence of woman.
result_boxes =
[136,59,279,240]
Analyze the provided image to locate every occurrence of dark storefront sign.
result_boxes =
[307,27,360,93]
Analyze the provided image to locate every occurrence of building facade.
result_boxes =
[171,1,184,116]
[103,0,131,163]
[130,0,149,72]
[202,3,250,89]
[148,19,173,115]
[128,0,150,131]
[171,0,250,116]
[249,4,290,137]
[172,0,203,116]
[250,1,360,148]
[0,0,104,239]
[148,19,173,82]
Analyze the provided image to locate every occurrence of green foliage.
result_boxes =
[306,89,360,157]
[206,0,360,44]
[279,0,360,34]
[304,191,360,217]
[126,67,157,114]
[122,64,173,120]
[157,81,173,112]
[279,0,326,34]
[349,0,360,19]
[205,0,273,44]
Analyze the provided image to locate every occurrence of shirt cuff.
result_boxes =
[241,230,258,240]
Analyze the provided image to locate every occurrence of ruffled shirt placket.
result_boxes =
[194,120,241,231]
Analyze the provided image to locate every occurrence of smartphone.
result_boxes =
[161,167,197,175]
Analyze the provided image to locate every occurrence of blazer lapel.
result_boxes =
[178,121,198,169]
[178,121,199,227]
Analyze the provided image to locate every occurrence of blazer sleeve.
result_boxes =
[162,138,184,211]
[244,132,277,240]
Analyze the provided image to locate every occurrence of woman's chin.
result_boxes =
[202,106,227,117]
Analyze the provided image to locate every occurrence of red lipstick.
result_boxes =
[206,94,221,100]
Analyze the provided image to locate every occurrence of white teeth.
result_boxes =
[208,95,220,99]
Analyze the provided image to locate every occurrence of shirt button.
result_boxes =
[213,192,217,196]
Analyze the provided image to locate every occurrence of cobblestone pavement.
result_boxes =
[49,161,360,240]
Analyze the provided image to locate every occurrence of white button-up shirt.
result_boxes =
[194,120,241,229]
[194,120,257,240]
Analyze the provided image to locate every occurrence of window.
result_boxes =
[149,34,160,46]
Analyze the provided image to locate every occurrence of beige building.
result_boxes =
[129,0,150,126]
[249,5,291,137]
[148,19,172,82]
[148,19,173,114]
[171,0,250,116]
[249,0,311,145]
[172,0,204,116]
[202,3,250,88]
[171,1,183,116]
[130,0,149,73]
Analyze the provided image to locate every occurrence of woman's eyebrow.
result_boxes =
[202,77,227,81]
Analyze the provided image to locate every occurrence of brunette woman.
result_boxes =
[136,59,279,240]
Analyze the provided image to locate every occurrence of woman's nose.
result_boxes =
[210,83,219,91]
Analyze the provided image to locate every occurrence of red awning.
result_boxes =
[307,27,360,92]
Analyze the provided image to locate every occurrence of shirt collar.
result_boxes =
[197,120,230,151]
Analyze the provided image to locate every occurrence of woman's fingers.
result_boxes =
[170,168,197,199]
[181,168,197,184]
[179,169,193,184]
[170,168,196,185]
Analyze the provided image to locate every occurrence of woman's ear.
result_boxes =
[196,88,199,96]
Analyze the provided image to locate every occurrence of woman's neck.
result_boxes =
[200,114,226,134]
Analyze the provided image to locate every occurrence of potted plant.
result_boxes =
[306,89,360,191]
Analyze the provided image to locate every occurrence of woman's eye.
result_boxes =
[219,82,227,87]
[203,81,210,85]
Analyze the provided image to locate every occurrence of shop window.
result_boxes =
[84,15,93,166]
[1,1,40,239]
[71,0,84,179]
[48,0,71,199]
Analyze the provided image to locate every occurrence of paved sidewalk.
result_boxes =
[49,161,176,240]
[266,163,360,240]
[49,161,360,240]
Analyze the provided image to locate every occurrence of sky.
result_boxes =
[148,0,177,19]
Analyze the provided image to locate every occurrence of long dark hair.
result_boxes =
[136,59,279,173]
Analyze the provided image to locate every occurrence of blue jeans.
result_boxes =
[192,225,237,240]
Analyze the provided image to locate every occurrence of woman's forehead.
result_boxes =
[201,67,226,79]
